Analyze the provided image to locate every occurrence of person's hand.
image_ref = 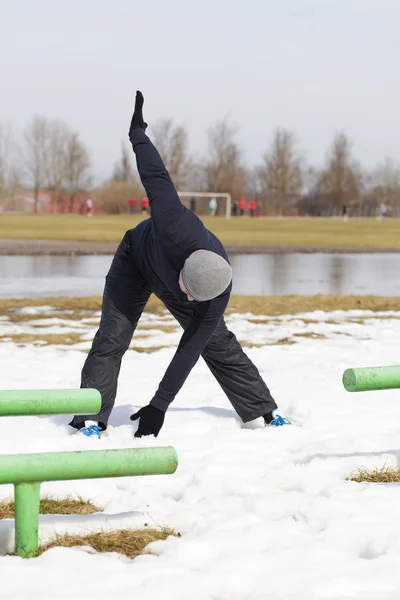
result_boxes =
[129,90,147,139]
[130,404,165,438]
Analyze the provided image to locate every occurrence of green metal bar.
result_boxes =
[14,482,41,558]
[0,447,178,485]
[343,365,400,392]
[0,389,101,416]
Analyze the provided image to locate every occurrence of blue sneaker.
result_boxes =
[79,424,102,439]
[269,410,292,427]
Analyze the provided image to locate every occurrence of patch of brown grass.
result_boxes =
[36,527,179,559]
[6,310,97,323]
[0,295,164,318]
[239,337,296,347]
[136,324,179,333]
[0,332,86,346]
[347,466,400,483]
[130,346,169,353]
[0,496,101,519]
[1,295,400,320]
[226,295,400,316]
[293,332,327,340]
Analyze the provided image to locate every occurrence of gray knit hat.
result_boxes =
[181,250,232,302]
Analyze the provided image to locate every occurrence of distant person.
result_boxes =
[190,197,196,213]
[128,197,136,215]
[379,203,387,220]
[141,197,149,215]
[86,198,93,217]
[239,197,246,216]
[232,202,238,217]
[209,197,217,216]
[249,199,256,217]
[342,204,348,222]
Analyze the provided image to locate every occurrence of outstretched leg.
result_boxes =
[158,291,277,423]
[70,233,151,429]
[201,319,277,422]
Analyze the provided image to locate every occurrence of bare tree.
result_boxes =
[22,116,50,213]
[46,120,74,212]
[370,157,400,216]
[257,128,303,215]
[95,180,144,214]
[0,122,22,211]
[204,117,246,204]
[112,143,134,182]
[320,132,361,215]
[151,119,190,189]
[65,133,92,212]
[184,157,206,192]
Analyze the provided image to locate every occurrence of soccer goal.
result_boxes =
[177,191,232,219]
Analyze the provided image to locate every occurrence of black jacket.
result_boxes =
[129,128,232,411]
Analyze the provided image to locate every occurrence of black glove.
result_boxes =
[129,90,147,139]
[130,404,165,438]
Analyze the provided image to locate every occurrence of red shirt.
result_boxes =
[249,200,256,210]
[128,198,136,207]
[141,197,149,209]
[239,198,246,210]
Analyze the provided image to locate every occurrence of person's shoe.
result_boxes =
[265,409,292,427]
[79,423,102,439]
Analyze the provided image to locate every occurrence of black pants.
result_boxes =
[70,237,277,428]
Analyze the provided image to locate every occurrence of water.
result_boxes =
[0,253,398,299]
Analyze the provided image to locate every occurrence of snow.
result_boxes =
[1,309,400,599]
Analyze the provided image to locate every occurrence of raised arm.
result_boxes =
[128,91,185,231]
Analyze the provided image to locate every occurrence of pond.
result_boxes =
[0,253,398,299]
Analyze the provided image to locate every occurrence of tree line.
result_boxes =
[1,115,399,216]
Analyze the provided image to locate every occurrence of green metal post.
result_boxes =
[1,447,178,557]
[0,389,101,416]
[14,482,41,558]
[343,365,400,392]
[0,447,178,485]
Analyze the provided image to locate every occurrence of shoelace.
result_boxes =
[80,425,102,439]
[271,415,291,426]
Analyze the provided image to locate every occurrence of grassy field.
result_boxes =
[0,214,399,248]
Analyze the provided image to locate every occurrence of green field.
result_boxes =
[0,214,398,248]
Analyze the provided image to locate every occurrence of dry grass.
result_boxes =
[0,496,101,519]
[6,310,96,323]
[1,214,400,248]
[293,332,328,340]
[131,346,170,353]
[347,466,400,483]
[0,333,84,346]
[137,324,178,333]
[226,294,400,316]
[1,294,400,320]
[36,527,179,559]
[0,294,398,350]
[0,295,163,317]
[239,338,296,347]
[0,333,86,346]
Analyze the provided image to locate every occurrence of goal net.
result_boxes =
[177,191,232,219]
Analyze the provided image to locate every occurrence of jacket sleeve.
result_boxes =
[149,294,229,412]
[130,128,206,248]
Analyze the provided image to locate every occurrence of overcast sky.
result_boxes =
[1,0,399,182]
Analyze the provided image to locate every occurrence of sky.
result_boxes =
[1,0,399,182]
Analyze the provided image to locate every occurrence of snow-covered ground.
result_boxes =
[1,307,400,599]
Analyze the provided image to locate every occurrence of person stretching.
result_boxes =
[70,92,291,438]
